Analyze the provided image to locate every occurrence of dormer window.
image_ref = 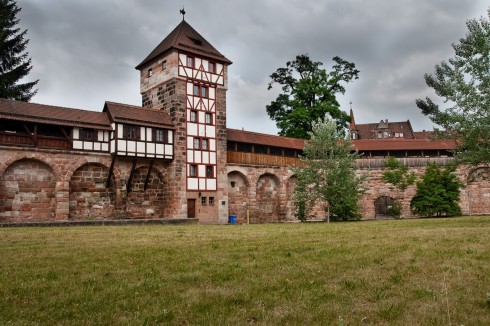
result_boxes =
[350,131,357,140]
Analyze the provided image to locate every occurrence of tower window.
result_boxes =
[187,56,194,68]
[201,138,208,151]
[162,60,167,70]
[209,62,216,73]
[205,113,213,125]
[206,165,214,178]
[147,68,152,77]
[190,110,198,122]
[193,138,200,150]
[189,164,197,177]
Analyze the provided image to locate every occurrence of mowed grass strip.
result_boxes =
[0,217,489,325]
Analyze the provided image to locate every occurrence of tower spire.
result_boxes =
[180,6,186,20]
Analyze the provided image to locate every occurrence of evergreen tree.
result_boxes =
[0,0,38,101]
[410,164,463,217]
[293,115,365,221]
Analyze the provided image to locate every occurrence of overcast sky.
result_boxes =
[17,0,489,134]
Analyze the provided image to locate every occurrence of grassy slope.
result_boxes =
[0,217,489,325]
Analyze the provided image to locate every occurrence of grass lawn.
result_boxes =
[1,217,489,325]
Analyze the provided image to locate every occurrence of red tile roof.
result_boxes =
[227,128,305,150]
[352,139,457,151]
[351,120,415,139]
[104,102,174,129]
[136,20,232,70]
[0,98,112,130]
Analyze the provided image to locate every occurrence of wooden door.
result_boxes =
[187,199,196,218]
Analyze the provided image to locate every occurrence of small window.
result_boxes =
[193,138,200,150]
[351,132,357,140]
[162,60,167,70]
[201,197,207,205]
[201,86,208,98]
[206,165,214,178]
[201,138,208,151]
[193,85,199,96]
[147,68,152,77]
[383,131,389,138]
[187,56,194,68]
[209,197,214,205]
[154,129,168,143]
[189,164,197,177]
[377,132,383,139]
[124,125,140,140]
[190,110,198,122]
[205,113,212,125]
[209,62,216,73]
[81,128,95,141]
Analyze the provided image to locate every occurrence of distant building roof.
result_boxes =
[227,128,305,150]
[351,119,415,139]
[103,102,174,129]
[352,139,456,151]
[0,98,112,130]
[136,20,232,70]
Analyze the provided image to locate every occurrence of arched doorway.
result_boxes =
[69,163,115,220]
[227,171,249,224]
[0,159,56,222]
[375,196,394,218]
[467,168,490,215]
[255,173,280,223]
[126,166,166,218]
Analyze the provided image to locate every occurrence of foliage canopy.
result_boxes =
[293,116,364,221]
[410,164,462,217]
[267,54,359,139]
[416,10,490,165]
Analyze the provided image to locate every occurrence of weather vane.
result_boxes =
[180,6,186,20]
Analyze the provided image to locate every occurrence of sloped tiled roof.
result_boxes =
[227,128,305,150]
[351,120,415,139]
[0,98,111,130]
[352,139,457,151]
[136,20,232,69]
[104,102,174,129]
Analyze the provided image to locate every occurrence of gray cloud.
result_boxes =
[17,0,489,133]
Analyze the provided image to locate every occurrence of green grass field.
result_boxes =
[1,217,489,325]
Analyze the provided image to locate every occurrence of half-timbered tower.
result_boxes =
[135,19,232,223]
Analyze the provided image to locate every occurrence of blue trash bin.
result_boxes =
[229,215,237,224]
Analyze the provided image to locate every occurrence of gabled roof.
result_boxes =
[0,98,112,130]
[103,102,174,129]
[227,128,305,150]
[136,20,232,70]
[352,120,415,139]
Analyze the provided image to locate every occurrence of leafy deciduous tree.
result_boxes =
[293,116,365,221]
[0,0,38,101]
[410,164,463,217]
[267,54,359,139]
[416,10,490,166]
